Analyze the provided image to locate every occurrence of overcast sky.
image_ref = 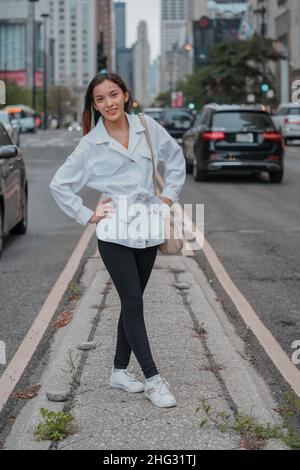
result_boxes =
[124,0,161,62]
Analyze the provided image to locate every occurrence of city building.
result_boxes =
[114,1,126,73]
[113,1,134,91]
[132,21,151,107]
[150,57,160,102]
[96,0,112,73]
[160,0,195,94]
[116,47,134,92]
[49,0,99,120]
[0,0,50,89]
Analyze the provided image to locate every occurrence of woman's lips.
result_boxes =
[106,109,118,115]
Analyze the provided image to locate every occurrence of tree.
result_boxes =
[177,34,283,109]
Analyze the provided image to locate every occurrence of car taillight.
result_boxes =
[202,131,225,141]
[263,132,282,141]
[266,155,281,161]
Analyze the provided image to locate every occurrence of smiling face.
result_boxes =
[93,80,129,122]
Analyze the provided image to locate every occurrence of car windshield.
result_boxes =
[0,112,10,124]
[164,111,193,122]
[212,111,275,132]
[145,111,162,120]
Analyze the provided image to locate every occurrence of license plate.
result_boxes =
[236,133,254,143]
[174,120,183,128]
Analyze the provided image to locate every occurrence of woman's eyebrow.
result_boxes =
[95,89,119,98]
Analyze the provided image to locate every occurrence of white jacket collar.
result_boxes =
[87,112,145,145]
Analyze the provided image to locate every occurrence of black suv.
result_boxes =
[159,108,194,143]
[182,104,284,183]
[0,121,28,257]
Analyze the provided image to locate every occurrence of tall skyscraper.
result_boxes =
[49,0,97,88]
[96,0,112,73]
[160,0,194,93]
[114,1,126,50]
[113,1,133,90]
[133,21,151,107]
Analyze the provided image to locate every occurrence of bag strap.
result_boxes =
[138,113,158,196]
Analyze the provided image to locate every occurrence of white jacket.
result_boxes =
[49,113,186,249]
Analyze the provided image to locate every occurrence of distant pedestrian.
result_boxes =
[49,72,186,408]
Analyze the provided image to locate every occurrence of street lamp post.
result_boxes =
[29,0,39,110]
[41,13,49,130]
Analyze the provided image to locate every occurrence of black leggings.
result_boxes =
[97,239,160,379]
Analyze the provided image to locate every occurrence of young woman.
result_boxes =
[49,72,186,408]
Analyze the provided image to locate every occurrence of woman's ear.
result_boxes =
[124,92,129,104]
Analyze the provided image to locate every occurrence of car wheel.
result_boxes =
[10,189,28,235]
[269,170,284,183]
[193,159,208,181]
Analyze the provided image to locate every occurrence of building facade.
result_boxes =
[117,47,134,92]
[0,0,49,89]
[96,0,112,73]
[132,21,151,107]
[160,0,194,93]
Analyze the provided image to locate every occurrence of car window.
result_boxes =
[288,108,300,115]
[0,123,13,145]
[200,109,210,125]
[164,111,193,122]
[145,111,162,120]
[212,112,275,132]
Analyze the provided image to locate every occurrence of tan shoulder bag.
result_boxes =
[138,113,183,255]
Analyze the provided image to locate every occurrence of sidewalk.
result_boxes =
[4,251,287,450]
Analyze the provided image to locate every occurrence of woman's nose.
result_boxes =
[105,98,113,107]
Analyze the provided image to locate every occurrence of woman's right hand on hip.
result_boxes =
[88,198,115,224]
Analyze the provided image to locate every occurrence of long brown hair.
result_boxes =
[82,73,134,135]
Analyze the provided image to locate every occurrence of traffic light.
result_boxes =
[188,103,195,110]
[261,82,270,94]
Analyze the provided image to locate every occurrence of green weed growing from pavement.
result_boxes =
[35,407,74,442]
[278,391,300,450]
[196,392,300,450]
[67,281,82,296]
[196,399,284,449]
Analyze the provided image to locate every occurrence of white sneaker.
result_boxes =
[144,376,177,408]
[109,368,144,393]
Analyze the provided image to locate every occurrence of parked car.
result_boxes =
[182,104,284,183]
[0,110,20,146]
[0,122,28,258]
[143,107,163,122]
[272,103,300,144]
[158,108,194,143]
[4,105,36,133]
[68,121,82,132]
